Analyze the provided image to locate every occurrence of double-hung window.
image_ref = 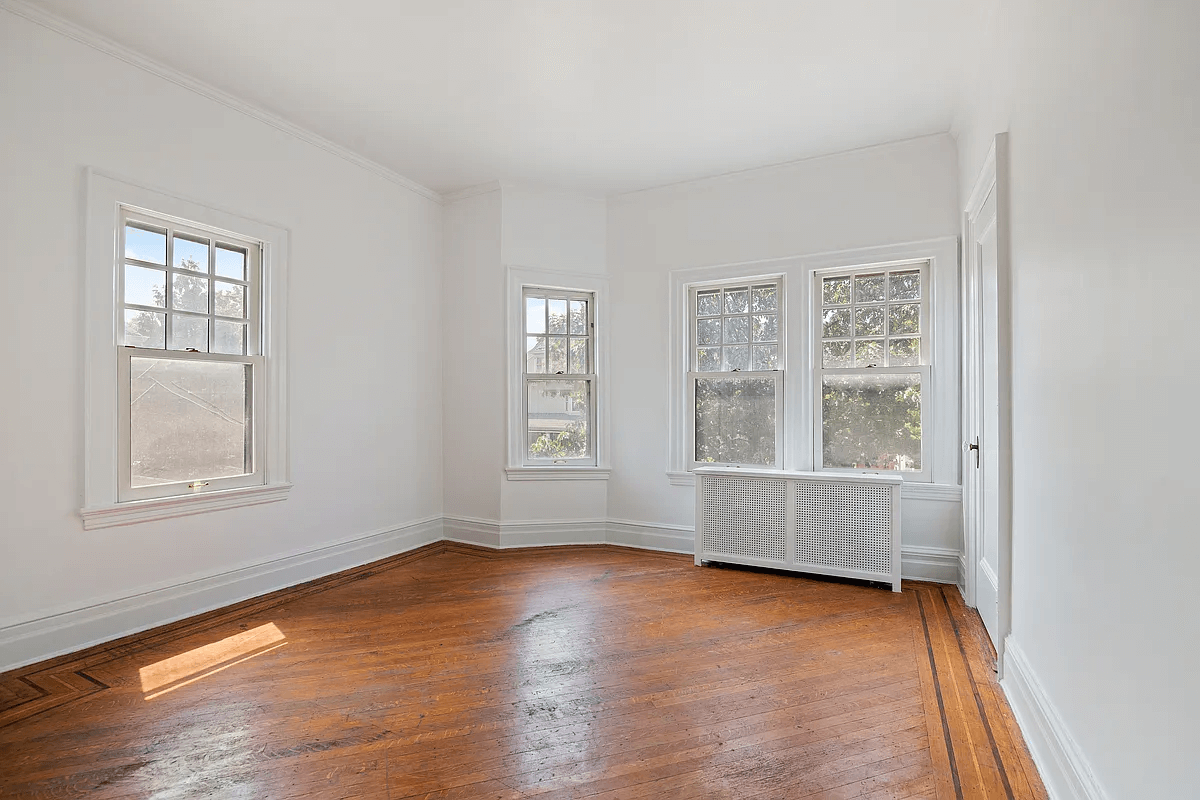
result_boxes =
[117,209,264,501]
[688,280,784,468]
[522,288,596,465]
[815,263,929,480]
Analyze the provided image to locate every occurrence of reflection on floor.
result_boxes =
[0,542,1047,799]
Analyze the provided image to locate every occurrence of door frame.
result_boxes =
[961,133,1014,675]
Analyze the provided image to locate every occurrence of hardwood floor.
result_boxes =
[0,544,1047,799]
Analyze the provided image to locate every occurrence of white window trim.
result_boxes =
[685,277,786,470]
[812,260,932,483]
[81,169,290,529]
[505,266,610,480]
[667,238,959,491]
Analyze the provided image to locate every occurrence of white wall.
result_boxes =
[0,10,443,663]
[606,135,964,560]
[953,0,1200,795]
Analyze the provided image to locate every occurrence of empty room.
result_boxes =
[1,1,1195,798]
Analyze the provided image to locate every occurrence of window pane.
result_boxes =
[214,282,245,318]
[174,235,208,271]
[172,275,209,313]
[547,336,567,373]
[855,274,885,303]
[752,314,777,342]
[526,297,546,334]
[569,300,588,335]
[125,265,166,308]
[170,315,209,351]
[569,337,588,373]
[723,316,749,344]
[526,336,546,373]
[724,288,749,314]
[889,269,921,301]
[548,299,568,334]
[213,320,246,355]
[752,345,778,371]
[854,306,885,337]
[822,276,850,305]
[697,318,721,345]
[215,245,246,280]
[697,347,721,371]
[889,337,920,366]
[723,345,749,371]
[695,377,776,465]
[822,340,852,368]
[751,285,777,312]
[822,373,921,472]
[697,290,720,317]
[130,358,250,487]
[890,303,920,335]
[855,339,883,367]
[126,224,166,264]
[822,308,851,338]
[527,380,590,460]
[125,309,165,348]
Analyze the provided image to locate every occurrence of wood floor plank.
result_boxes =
[0,545,1045,799]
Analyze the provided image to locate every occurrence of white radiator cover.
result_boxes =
[694,467,903,592]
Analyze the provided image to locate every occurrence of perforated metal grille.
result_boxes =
[795,482,892,574]
[701,476,787,561]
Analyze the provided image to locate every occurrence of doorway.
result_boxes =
[962,134,1013,671]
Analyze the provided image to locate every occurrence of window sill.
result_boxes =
[79,483,292,530]
[666,470,960,501]
[505,467,612,482]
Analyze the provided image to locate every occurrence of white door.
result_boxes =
[963,135,1011,665]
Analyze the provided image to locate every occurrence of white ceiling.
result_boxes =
[28,0,976,196]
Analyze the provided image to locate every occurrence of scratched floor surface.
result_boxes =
[0,543,1047,799]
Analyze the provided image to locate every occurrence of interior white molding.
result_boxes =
[666,471,961,502]
[441,180,502,204]
[0,0,442,204]
[0,516,444,673]
[1003,638,1113,800]
[0,513,965,672]
[504,467,612,482]
[80,483,293,530]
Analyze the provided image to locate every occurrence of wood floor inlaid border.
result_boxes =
[0,543,1047,799]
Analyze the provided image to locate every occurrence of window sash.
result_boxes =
[812,364,931,481]
[117,347,266,502]
[687,370,783,470]
[814,262,930,369]
[689,280,784,373]
[523,374,597,466]
[119,209,262,357]
[522,287,594,377]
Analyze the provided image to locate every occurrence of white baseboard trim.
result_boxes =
[0,515,443,673]
[900,545,961,584]
[1002,637,1111,800]
[606,519,694,553]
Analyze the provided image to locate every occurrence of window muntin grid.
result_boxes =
[819,266,924,369]
[522,287,596,465]
[120,213,260,357]
[694,282,780,372]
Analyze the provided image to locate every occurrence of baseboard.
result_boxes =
[900,545,961,584]
[0,516,443,673]
[606,518,694,553]
[1002,637,1111,800]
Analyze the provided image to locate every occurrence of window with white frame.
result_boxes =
[117,209,265,501]
[522,288,596,465]
[816,263,929,479]
[688,280,783,468]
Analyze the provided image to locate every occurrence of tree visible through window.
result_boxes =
[817,265,928,475]
[523,289,595,464]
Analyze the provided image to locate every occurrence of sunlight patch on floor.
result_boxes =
[139,622,286,699]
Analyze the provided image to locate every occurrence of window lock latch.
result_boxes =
[188,481,209,490]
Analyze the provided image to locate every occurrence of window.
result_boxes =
[815,263,930,480]
[82,171,289,529]
[688,280,783,468]
[522,288,596,465]
[118,211,264,501]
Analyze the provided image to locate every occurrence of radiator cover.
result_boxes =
[694,467,903,592]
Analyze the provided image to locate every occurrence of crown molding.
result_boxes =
[441,181,503,204]
[0,0,443,204]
